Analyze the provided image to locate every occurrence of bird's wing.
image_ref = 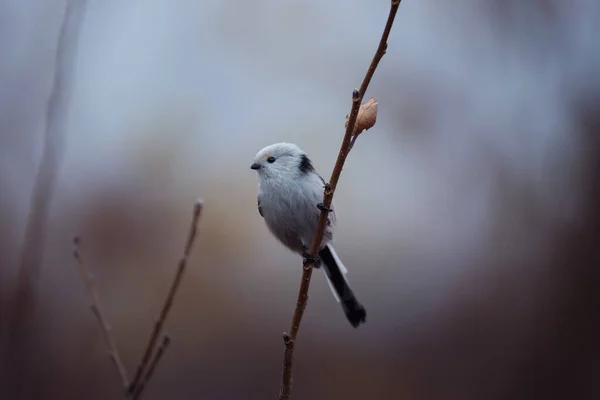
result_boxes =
[257,197,264,217]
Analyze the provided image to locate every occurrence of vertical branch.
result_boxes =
[5,0,87,396]
[128,200,204,395]
[278,1,402,399]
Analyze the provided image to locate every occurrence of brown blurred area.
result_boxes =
[1,0,600,399]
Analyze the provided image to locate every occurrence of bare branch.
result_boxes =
[6,0,87,395]
[128,199,204,395]
[73,199,203,397]
[278,1,402,398]
[131,335,172,400]
[73,237,130,390]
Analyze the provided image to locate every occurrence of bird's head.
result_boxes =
[250,142,315,179]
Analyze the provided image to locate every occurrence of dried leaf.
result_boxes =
[345,97,378,135]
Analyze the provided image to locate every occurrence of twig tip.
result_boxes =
[192,198,204,219]
[73,235,80,245]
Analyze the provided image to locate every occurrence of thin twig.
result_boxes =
[73,237,130,389]
[278,1,401,399]
[131,335,172,400]
[128,199,204,395]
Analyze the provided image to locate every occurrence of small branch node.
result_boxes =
[283,333,292,345]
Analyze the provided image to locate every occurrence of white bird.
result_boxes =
[250,142,366,327]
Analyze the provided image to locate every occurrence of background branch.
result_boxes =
[73,237,130,389]
[4,0,87,396]
[131,335,171,400]
[278,1,402,399]
[128,199,204,395]
[73,199,203,397]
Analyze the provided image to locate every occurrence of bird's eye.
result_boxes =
[267,156,276,163]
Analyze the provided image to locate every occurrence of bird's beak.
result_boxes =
[250,163,261,170]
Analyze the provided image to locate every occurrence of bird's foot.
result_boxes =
[317,203,332,212]
[302,251,320,268]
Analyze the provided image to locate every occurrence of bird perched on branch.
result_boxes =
[250,142,366,328]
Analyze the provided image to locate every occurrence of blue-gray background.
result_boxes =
[1,0,599,399]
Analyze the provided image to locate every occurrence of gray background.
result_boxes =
[1,0,599,399]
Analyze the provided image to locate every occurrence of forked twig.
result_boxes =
[73,199,204,397]
[128,199,204,395]
[278,1,402,399]
[131,335,172,400]
[74,237,130,389]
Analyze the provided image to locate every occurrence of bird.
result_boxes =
[250,142,366,328]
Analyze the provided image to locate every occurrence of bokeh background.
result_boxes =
[1,0,600,399]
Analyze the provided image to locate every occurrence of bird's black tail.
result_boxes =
[319,244,367,328]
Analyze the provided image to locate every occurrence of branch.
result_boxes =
[128,199,204,395]
[73,199,203,397]
[278,1,402,399]
[73,237,130,389]
[131,335,172,400]
[7,0,87,395]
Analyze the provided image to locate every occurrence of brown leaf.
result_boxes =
[345,97,378,135]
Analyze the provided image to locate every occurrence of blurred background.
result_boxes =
[1,0,599,399]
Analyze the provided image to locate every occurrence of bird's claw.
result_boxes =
[317,203,332,212]
[302,251,320,267]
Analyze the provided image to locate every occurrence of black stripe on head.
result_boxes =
[298,154,315,175]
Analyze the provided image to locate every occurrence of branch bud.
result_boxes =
[345,97,378,135]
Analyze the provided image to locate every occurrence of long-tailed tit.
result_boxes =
[250,142,367,328]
